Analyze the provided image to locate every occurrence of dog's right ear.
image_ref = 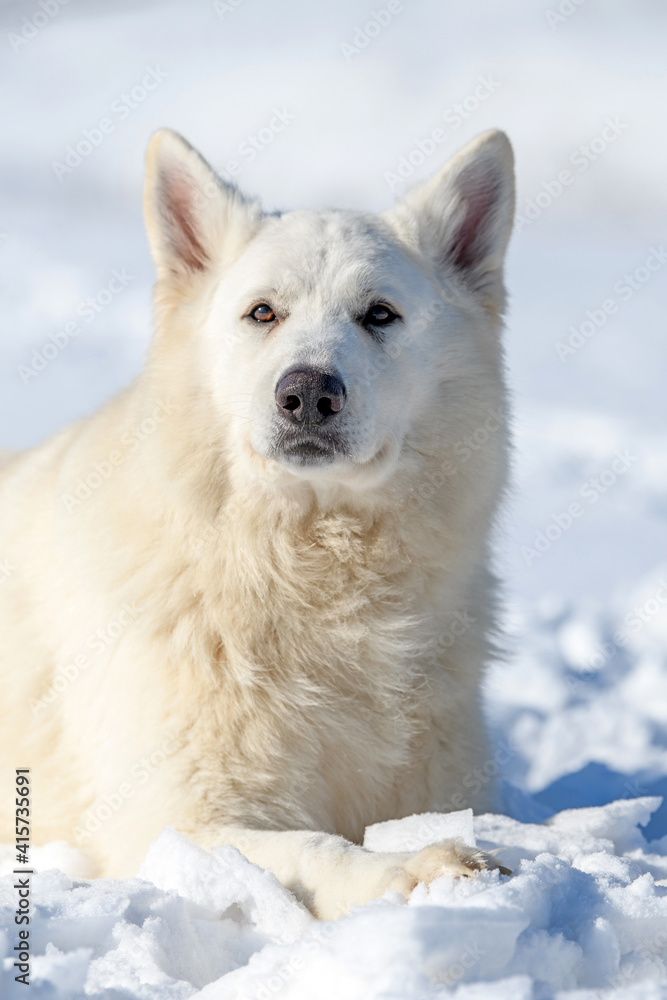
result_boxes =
[144,129,261,285]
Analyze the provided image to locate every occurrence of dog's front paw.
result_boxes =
[384,838,511,899]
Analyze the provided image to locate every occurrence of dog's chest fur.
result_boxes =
[159,493,457,840]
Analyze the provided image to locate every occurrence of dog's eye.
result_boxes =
[249,303,276,323]
[361,304,399,329]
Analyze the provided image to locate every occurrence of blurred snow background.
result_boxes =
[1,0,667,995]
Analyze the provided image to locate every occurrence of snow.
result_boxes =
[1,0,667,996]
[2,804,666,999]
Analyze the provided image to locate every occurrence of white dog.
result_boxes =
[0,127,514,919]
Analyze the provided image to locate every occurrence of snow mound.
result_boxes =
[2,799,666,999]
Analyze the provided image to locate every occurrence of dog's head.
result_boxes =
[144,129,514,497]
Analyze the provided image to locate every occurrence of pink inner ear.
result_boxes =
[160,169,208,272]
[448,172,499,275]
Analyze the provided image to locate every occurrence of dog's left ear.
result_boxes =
[144,129,261,287]
[388,130,515,311]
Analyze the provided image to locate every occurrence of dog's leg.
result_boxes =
[194,826,508,919]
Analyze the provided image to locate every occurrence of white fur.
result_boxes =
[0,128,514,918]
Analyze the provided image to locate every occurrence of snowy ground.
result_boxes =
[2,804,667,999]
[1,0,667,996]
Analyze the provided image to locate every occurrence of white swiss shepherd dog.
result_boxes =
[0,127,515,919]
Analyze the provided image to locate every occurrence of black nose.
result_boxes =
[275,368,346,426]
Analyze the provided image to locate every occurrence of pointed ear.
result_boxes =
[144,129,261,286]
[389,130,515,311]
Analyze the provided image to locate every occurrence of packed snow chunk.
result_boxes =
[547,797,663,854]
[572,851,643,885]
[474,812,574,867]
[364,809,476,852]
[138,827,312,943]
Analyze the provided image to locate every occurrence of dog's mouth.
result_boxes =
[269,429,347,467]
[250,429,399,486]
[275,438,339,466]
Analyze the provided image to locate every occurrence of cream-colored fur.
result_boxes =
[0,128,514,919]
